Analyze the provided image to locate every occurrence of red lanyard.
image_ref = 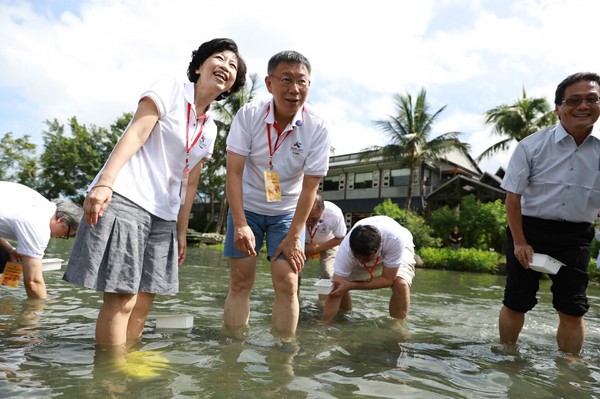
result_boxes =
[307,224,318,243]
[267,122,292,170]
[361,255,380,281]
[185,102,207,171]
[265,104,302,170]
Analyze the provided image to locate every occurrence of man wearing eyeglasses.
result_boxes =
[224,51,331,339]
[499,72,600,355]
[0,181,82,299]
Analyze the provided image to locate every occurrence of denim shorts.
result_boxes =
[223,210,305,259]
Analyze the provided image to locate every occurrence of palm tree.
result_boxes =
[477,88,557,161]
[201,73,259,233]
[373,88,470,210]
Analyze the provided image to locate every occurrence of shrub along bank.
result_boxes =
[418,247,600,283]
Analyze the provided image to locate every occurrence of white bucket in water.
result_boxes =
[42,258,64,272]
[314,279,334,295]
[155,314,194,329]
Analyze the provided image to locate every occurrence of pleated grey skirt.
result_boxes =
[63,193,178,294]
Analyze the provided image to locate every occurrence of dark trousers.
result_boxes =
[504,216,592,316]
[0,246,9,275]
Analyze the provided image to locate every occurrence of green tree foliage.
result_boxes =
[38,113,131,202]
[477,88,557,161]
[0,133,38,185]
[373,198,441,249]
[429,205,458,244]
[372,88,470,210]
[200,73,259,233]
[431,195,506,252]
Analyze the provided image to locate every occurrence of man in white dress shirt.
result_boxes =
[499,72,600,355]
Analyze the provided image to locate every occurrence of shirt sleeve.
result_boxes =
[333,237,353,277]
[14,220,49,259]
[304,120,331,176]
[382,233,404,268]
[140,78,180,119]
[501,142,531,194]
[331,209,347,238]
[226,105,253,157]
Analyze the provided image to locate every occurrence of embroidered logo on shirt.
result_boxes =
[196,135,208,150]
[291,141,303,155]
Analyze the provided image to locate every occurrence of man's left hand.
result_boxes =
[273,236,306,273]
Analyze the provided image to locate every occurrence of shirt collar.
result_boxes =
[184,82,195,106]
[556,122,600,143]
[184,82,211,120]
[264,98,304,130]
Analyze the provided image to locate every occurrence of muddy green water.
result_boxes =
[1,239,599,398]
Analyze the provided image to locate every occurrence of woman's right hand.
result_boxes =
[84,185,113,225]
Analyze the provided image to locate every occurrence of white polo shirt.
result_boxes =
[501,122,600,223]
[0,181,56,258]
[226,98,331,215]
[333,215,414,280]
[91,79,217,221]
[305,201,346,244]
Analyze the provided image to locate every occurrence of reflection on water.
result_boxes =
[0,239,599,398]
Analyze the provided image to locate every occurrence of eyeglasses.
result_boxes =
[560,96,600,107]
[270,75,310,88]
[61,225,71,240]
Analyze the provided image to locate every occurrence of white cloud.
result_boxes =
[0,0,598,174]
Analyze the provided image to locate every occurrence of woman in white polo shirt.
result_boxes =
[64,38,247,351]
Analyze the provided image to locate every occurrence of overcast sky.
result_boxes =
[1,0,599,174]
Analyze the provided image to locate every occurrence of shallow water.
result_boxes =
[1,239,599,398]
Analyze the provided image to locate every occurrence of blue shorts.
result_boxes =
[223,210,305,259]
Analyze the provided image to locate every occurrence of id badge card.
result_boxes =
[264,170,282,202]
[1,262,23,288]
[180,166,190,205]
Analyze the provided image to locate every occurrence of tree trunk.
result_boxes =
[204,191,216,233]
[216,197,228,234]
[405,166,415,210]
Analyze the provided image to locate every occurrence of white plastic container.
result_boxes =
[314,279,334,295]
[529,253,564,275]
[155,314,194,329]
[42,258,64,272]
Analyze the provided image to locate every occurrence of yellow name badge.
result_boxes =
[1,262,23,288]
[264,170,282,202]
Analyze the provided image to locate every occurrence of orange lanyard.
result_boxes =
[361,255,380,281]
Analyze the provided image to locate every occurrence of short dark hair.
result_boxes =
[554,72,600,105]
[267,51,311,76]
[186,38,247,101]
[349,224,381,257]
